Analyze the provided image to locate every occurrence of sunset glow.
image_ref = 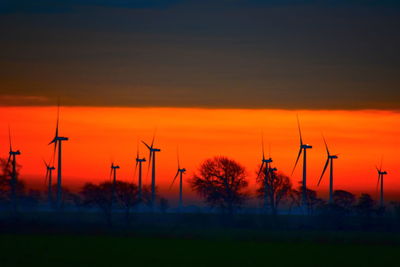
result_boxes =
[1,107,399,204]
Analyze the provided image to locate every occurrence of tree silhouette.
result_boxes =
[256,168,292,215]
[0,158,25,210]
[81,182,113,225]
[190,156,249,214]
[159,197,169,213]
[289,185,324,214]
[141,184,155,208]
[355,193,375,217]
[115,181,140,224]
[332,190,355,214]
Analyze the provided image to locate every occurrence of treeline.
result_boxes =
[1,156,400,223]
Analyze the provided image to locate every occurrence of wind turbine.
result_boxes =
[317,136,338,204]
[134,144,146,201]
[169,149,186,211]
[110,163,120,207]
[142,134,161,209]
[291,116,312,209]
[376,164,388,208]
[8,127,21,213]
[257,135,273,211]
[43,159,55,206]
[49,104,68,209]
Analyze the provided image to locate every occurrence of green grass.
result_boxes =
[0,233,398,267]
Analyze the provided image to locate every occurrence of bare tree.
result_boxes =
[115,181,139,224]
[289,184,324,214]
[355,193,375,217]
[81,182,113,225]
[0,158,24,210]
[257,168,292,215]
[190,156,249,214]
[332,190,355,214]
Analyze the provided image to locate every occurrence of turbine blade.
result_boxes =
[55,102,60,139]
[142,141,151,150]
[146,151,153,177]
[257,162,265,178]
[177,146,180,169]
[376,165,380,173]
[268,143,271,159]
[151,128,157,148]
[376,173,381,190]
[297,114,303,145]
[261,132,265,160]
[317,158,330,186]
[45,169,49,185]
[322,134,330,156]
[169,170,179,190]
[8,125,12,152]
[42,158,49,168]
[291,147,303,176]
[134,160,138,178]
[52,141,57,164]
[7,154,11,165]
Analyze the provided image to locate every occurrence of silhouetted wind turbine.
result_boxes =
[317,136,338,204]
[49,104,68,209]
[376,164,388,208]
[134,145,146,201]
[8,127,21,213]
[110,162,119,207]
[257,135,273,211]
[169,149,186,211]
[142,134,161,209]
[43,159,55,206]
[291,116,312,209]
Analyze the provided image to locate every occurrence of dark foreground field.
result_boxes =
[0,233,398,267]
[1,212,400,266]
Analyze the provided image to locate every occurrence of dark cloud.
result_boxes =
[0,0,399,109]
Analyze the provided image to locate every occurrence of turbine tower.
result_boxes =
[170,150,186,211]
[134,145,146,201]
[43,159,55,206]
[376,165,388,208]
[317,136,338,204]
[49,105,69,209]
[257,135,273,211]
[291,116,312,209]
[142,135,161,209]
[7,127,21,213]
[110,163,120,208]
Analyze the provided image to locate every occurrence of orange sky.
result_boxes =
[1,107,399,205]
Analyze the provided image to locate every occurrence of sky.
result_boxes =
[0,0,400,109]
[1,107,399,205]
[0,1,399,205]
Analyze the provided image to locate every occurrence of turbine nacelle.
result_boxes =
[9,150,21,155]
[49,136,69,144]
[136,158,146,162]
[262,158,273,163]
[329,155,338,159]
[111,164,120,169]
[178,168,186,173]
[301,144,312,149]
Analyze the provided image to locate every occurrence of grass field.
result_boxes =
[0,233,398,267]
[1,211,399,266]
